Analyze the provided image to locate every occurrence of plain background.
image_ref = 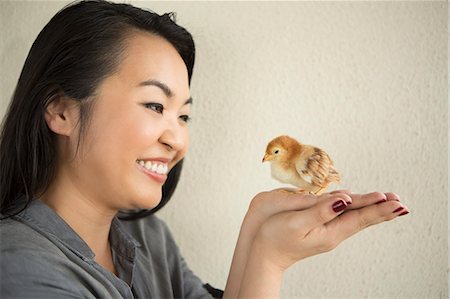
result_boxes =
[0,1,448,298]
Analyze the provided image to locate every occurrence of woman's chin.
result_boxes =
[134,193,162,210]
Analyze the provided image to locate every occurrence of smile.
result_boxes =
[136,159,169,175]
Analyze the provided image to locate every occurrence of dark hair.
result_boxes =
[0,0,195,220]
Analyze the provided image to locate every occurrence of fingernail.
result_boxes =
[375,199,387,204]
[392,207,403,213]
[332,200,347,213]
[399,211,409,216]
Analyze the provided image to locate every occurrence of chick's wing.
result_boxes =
[295,147,334,187]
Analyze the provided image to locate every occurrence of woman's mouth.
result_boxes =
[136,159,169,183]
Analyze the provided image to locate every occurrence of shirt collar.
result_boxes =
[13,197,140,261]
[110,216,141,260]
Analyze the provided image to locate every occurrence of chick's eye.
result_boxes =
[274,150,279,154]
[143,102,164,114]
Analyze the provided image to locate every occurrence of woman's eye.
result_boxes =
[179,115,191,123]
[144,102,164,114]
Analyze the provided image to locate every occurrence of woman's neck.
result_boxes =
[39,170,118,274]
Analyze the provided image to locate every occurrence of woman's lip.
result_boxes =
[137,157,171,163]
[136,163,167,184]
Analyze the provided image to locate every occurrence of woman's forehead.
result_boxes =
[113,32,190,93]
[92,32,190,103]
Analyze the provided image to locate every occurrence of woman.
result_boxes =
[0,1,409,298]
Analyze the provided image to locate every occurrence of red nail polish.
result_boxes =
[332,200,347,213]
[399,211,409,216]
[393,207,403,213]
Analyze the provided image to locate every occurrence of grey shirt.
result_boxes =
[0,198,217,299]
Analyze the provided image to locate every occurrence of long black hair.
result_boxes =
[0,0,195,220]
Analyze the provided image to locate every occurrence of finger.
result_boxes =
[273,187,299,193]
[384,192,401,202]
[271,191,318,212]
[330,189,352,195]
[316,191,352,206]
[324,200,409,244]
[290,194,351,233]
[251,190,319,219]
[345,192,387,210]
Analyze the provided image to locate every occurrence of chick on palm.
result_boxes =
[262,135,340,195]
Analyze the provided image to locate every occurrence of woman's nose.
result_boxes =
[159,118,186,152]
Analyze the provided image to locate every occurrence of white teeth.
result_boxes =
[137,160,168,175]
[156,164,164,174]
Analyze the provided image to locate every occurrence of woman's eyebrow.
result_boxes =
[138,79,173,97]
[138,79,192,105]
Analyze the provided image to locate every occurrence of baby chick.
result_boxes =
[262,135,340,195]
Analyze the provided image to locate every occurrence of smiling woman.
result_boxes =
[0,1,410,298]
[42,32,193,214]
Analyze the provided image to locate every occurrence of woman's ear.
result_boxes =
[44,97,80,136]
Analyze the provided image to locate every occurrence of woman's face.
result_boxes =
[65,32,191,212]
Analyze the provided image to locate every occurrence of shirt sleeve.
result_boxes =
[159,220,220,299]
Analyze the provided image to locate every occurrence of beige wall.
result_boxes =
[1,1,447,298]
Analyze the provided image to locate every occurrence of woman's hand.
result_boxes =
[225,189,408,298]
[243,189,352,239]
[225,190,409,299]
[249,191,408,270]
[224,189,335,298]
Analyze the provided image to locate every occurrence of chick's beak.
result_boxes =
[262,153,272,163]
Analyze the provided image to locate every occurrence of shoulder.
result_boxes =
[1,218,85,298]
[1,216,74,271]
[1,217,62,254]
